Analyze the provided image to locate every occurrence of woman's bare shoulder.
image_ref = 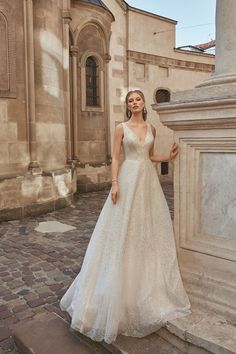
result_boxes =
[114,122,124,137]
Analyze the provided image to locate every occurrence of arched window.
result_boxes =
[86,56,99,106]
[155,89,170,104]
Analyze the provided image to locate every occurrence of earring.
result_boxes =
[143,107,147,114]
[127,110,132,118]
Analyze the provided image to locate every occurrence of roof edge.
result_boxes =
[77,0,115,21]
[124,1,177,24]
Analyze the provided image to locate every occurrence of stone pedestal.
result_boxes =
[153,0,236,324]
[154,93,236,321]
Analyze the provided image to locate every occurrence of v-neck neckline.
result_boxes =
[125,122,149,145]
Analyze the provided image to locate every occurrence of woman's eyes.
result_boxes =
[128,98,141,103]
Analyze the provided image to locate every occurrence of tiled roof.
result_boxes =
[79,0,110,11]
[176,45,205,53]
[79,0,114,19]
[195,40,216,50]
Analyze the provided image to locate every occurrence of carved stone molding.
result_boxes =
[127,50,214,73]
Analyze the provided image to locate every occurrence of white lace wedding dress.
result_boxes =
[60,122,191,344]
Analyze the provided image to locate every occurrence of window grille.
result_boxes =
[86,56,99,106]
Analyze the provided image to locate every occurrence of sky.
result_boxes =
[126,0,216,51]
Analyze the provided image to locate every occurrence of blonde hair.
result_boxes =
[125,90,147,121]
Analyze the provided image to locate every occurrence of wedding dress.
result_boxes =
[60,122,191,344]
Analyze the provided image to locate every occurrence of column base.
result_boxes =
[28,161,42,175]
[196,72,236,87]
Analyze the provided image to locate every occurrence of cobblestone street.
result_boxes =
[0,182,173,354]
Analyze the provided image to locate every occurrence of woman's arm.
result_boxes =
[111,124,123,204]
[149,125,179,162]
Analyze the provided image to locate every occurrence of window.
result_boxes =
[86,56,99,106]
[155,89,170,104]
[0,9,16,97]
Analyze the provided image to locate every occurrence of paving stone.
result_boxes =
[43,296,58,304]
[49,283,64,292]
[23,292,38,301]
[0,187,174,352]
[0,327,11,342]
[3,316,19,327]
[16,289,30,296]
[0,272,10,277]
[3,294,22,302]
[12,305,29,314]
[0,310,12,320]
[0,337,17,353]
[0,306,8,312]
[7,299,26,310]
[27,298,45,308]
[0,289,11,296]
[2,276,14,282]
[15,309,34,321]
[7,281,25,290]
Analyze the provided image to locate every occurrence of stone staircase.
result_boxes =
[13,309,236,354]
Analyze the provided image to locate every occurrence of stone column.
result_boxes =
[24,0,40,172]
[104,53,112,162]
[62,9,72,163]
[70,45,79,161]
[215,0,236,79]
[200,0,236,86]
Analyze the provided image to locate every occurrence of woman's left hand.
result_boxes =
[169,142,179,161]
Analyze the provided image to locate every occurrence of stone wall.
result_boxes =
[0,0,27,175]
[70,1,114,191]
[0,0,75,221]
[34,0,66,170]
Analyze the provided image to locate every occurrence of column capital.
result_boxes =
[70,45,79,56]
[62,10,72,24]
[104,53,111,63]
[28,161,42,175]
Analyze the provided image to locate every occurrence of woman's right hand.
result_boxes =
[111,182,119,204]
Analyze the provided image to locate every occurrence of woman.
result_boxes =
[60,90,191,344]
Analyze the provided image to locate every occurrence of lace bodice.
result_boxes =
[122,122,154,161]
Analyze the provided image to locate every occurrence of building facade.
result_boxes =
[0,0,214,220]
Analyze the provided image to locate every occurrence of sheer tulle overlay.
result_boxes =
[60,122,191,344]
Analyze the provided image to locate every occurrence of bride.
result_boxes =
[60,90,191,344]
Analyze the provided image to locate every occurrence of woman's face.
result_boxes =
[127,92,145,115]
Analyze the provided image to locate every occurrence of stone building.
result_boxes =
[0,0,214,220]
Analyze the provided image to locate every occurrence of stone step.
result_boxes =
[163,309,236,354]
[13,309,236,354]
[13,312,110,354]
[102,309,236,354]
[103,333,183,354]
